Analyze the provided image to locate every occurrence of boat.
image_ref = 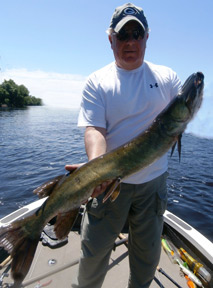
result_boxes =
[0,198,213,288]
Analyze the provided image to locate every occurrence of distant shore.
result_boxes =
[0,103,42,109]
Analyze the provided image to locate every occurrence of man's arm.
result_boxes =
[65,126,111,198]
[85,126,112,197]
[84,126,107,160]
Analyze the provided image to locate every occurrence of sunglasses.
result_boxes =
[112,27,145,42]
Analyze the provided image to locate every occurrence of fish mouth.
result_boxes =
[182,72,204,91]
[194,72,204,88]
[184,72,204,115]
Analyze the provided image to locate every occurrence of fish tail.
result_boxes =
[0,220,40,285]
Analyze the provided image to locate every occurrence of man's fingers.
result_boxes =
[65,163,85,171]
[91,181,112,198]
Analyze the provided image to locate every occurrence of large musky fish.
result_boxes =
[0,72,204,287]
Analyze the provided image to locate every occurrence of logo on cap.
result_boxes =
[123,8,136,15]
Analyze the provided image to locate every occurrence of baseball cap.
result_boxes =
[109,3,149,33]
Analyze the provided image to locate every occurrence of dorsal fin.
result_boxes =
[33,169,77,199]
[33,175,64,198]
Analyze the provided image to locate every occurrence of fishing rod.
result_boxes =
[157,266,183,288]
[154,276,165,288]
[114,234,182,288]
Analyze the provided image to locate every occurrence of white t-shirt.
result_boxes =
[78,60,181,184]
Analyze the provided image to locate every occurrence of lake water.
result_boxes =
[0,106,212,242]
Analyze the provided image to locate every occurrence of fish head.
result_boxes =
[182,72,204,119]
[159,72,204,137]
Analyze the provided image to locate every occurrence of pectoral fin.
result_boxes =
[171,134,182,161]
[110,183,121,202]
[102,178,121,203]
[177,134,182,161]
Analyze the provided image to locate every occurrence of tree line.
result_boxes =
[0,79,42,108]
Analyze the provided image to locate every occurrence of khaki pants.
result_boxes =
[72,172,168,288]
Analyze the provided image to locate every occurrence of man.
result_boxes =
[66,3,181,288]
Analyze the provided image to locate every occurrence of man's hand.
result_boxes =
[91,180,112,198]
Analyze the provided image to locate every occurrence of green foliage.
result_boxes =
[0,79,42,108]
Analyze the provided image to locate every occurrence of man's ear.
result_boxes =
[108,35,113,45]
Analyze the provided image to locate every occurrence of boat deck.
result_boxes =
[2,231,189,288]
[1,204,212,287]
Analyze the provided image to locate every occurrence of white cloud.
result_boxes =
[0,68,87,108]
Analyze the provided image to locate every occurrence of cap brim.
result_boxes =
[114,16,145,33]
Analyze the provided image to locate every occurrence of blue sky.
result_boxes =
[1,0,213,137]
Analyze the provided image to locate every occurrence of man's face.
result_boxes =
[109,21,149,70]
